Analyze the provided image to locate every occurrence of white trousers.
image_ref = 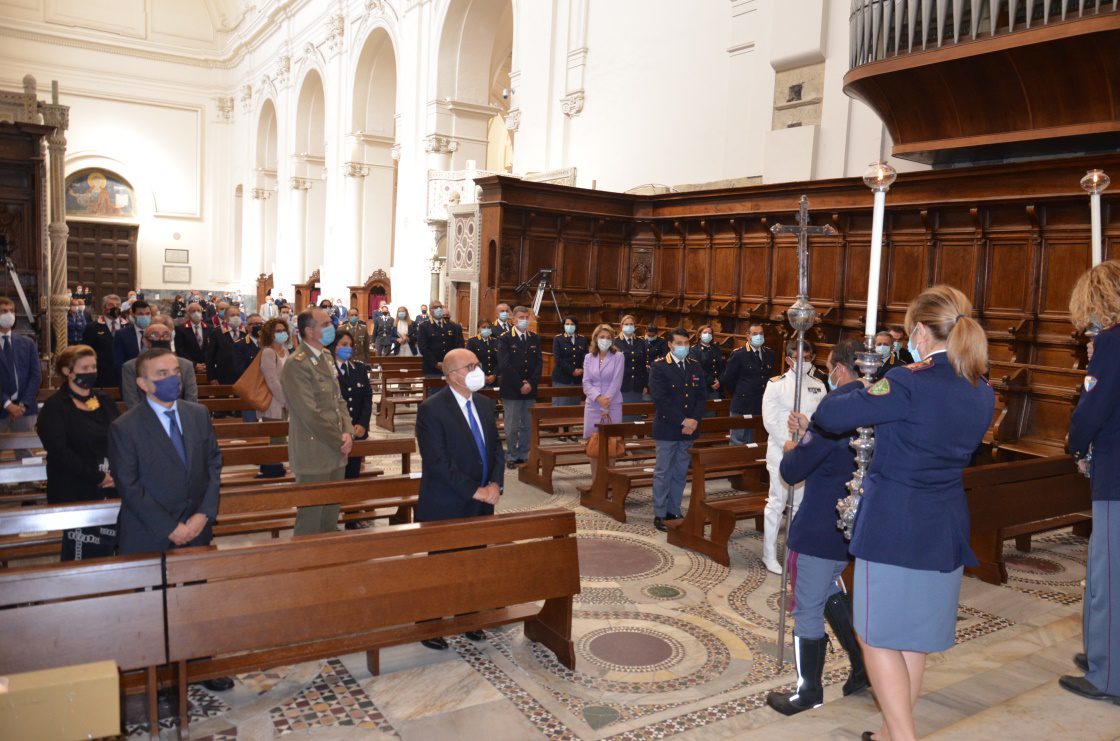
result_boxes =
[763,460,804,563]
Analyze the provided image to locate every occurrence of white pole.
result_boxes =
[1090,191,1103,266]
[865,189,886,337]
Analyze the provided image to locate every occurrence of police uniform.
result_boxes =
[721,342,775,443]
[336,358,373,479]
[497,327,542,464]
[689,341,725,399]
[645,334,668,363]
[767,381,868,715]
[493,317,513,336]
[615,334,649,417]
[812,351,994,652]
[649,352,707,523]
[372,312,396,356]
[551,332,589,406]
[760,366,827,572]
[416,318,465,376]
[1065,323,1120,701]
[466,333,499,381]
[872,349,905,381]
[82,316,125,388]
[235,335,262,422]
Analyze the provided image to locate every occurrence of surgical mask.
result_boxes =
[397,311,406,319]
[72,371,97,389]
[875,344,891,358]
[672,345,689,360]
[151,375,181,403]
[892,340,902,352]
[250,325,262,338]
[498,311,509,321]
[336,346,353,361]
[749,334,764,348]
[827,368,838,391]
[320,325,336,346]
[135,315,151,329]
[465,367,486,392]
[481,328,492,338]
[348,316,359,325]
[597,338,613,352]
[228,316,242,328]
[274,331,289,344]
[189,312,202,322]
[149,339,171,350]
[564,324,576,335]
[432,307,444,319]
[700,332,712,344]
[517,318,530,331]
[622,325,635,335]
[908,337,922,363]
[281,315,292,325]
[107,307,121,318]
[0,313,14,329]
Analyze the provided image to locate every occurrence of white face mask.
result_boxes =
[0,313,14,329]
[597,338,613,352]
[465,367,486,392]
[228,316,242,328]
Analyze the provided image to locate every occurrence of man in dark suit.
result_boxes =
[109,347,229,691]
[496,305,542,468]
[371,304,396,357]
[0,296,41,455]
[175,301,209,371]
[721,322,775,444]
[113,300,152,374]
[82,293,125,388]
[416,300,464,376]
[415,347,505,650]
[205,304,245,385]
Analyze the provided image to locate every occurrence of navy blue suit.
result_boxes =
[82,319,122,388]
[415,387,505,522]
[551,334,589,385]
[0,331,41,418]
[780,381,861,562]
[416,319,464,376]
[721,345,775,415]
[645,336,668,365]
[615,336,649,394]
[812,352,994,571]
[466,335,498,379]
[649,354,707,441]
[112,324,144,374]
[690,342,725,397]
[1070,324,1120,502]
[496,330,542,401]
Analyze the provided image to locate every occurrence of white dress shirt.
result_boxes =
[450,386,485,434]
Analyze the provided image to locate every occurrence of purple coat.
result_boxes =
[582,350,624,438]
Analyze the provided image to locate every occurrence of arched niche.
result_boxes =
[349,268,392,320]
[294,70,327,278]
[294,269,320,313]
[65,168,136,219]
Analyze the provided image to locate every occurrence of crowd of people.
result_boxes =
[31,263,1120,729]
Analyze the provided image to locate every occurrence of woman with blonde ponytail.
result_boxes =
[1060,260,1120,706]
[813,285,995,741]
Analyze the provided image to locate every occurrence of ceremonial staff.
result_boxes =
[770,196,836,666]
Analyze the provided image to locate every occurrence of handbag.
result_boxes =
[233,350,273,413]
[586,413,625,458]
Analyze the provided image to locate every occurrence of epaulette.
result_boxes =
[769,374,783,382]
[904,358,934,372]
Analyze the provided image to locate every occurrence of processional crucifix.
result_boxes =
[769,196,836,666]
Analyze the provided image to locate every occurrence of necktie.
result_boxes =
[196,326,202,345]
[164,409,188,467]
[465,399,488,486]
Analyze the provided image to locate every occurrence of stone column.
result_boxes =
[289,177,313,283]
[42,94,69,356]
[246,188,272,287]
[344,163,368,286]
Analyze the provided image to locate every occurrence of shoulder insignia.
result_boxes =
[905,358,934,371]
[1084,375,1097,392]
[769,375,783,382]
[868,378,891,396]
[799,429,813,446]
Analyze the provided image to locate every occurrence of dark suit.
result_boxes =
[206,326,246,385]
[497,329,542,463]
[0,330,41,419]
[82,318,124,388]
[466,335,499,379]
[649,354,707,518]
[109,399,222,554]
[175,321,209,365]
[416,319,464,376]
[337,359,373,479]
[415,387,504,522]
[372,313,396,355]
[112,324,145,374]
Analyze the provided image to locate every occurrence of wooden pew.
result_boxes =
[219,438,413,486]
[986,361,1082,460]
[162,509,580,732]
[579,412,761,523]
[964,455,1092,585]
[0,551,165,734]
[0,500,119,567]
[375,366,427,432]
[666,440,770,566]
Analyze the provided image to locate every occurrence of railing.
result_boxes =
[850,0,1119,66]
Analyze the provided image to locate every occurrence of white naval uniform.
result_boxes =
[761,367,827,569]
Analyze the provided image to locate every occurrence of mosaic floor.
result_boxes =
[122,427,1107,740]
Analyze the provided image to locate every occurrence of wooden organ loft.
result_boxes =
[475,153,1118,464]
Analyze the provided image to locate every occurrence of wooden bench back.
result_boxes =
[0,555,166,674]
[219,475,419,515]
[164,509,579,663]
[212,420,290,440]
[219,438,415,469]
[965,454,1089,531]
[0,500,119,536]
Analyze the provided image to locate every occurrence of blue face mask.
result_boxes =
[749,334,765,348]
[875,344,891,358]
[348,316,359,325]
[564,324,576,335]
[136,315,151,329]
[827,368,838,391]
[336,346,353,361]
[397,311,406,319]
[151,374,181,403]
[498,311,509,321]
[622,325,636,335]
[517,318,530,331]
[432,307,444,319]
[908,337,922,362]
[700,333,712,344]
[672,345,689,360]
[320,324,336,346]
[275,331,289,344]
[480,328,492,338]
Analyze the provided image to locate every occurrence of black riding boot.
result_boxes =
[824,590,870,696]
[766,635,827,715]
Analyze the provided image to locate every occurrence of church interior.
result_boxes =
[1,0,1119,738]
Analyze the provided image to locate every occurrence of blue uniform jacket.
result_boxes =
[812,352,995,571]
[721,345,775,415]
[649,354,707,441]
[615,336,649,393]
[551,334,589,385]
[780,381,861,562]
[1069,324,1120,501]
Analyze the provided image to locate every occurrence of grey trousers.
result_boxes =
[653,439,693,518]
[293,466,345,535]
[789,550,845,638]
[503,399,532,462]
[1083,499,1120,695]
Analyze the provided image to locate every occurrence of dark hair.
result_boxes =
[297,309,319,340]
[784,339,815,358]
[136,347,174,378]
[874,330,892,342]
[668,326,690,342]
[828,339,863,375]
[0,296,14,309]
[478,319,491,330]
[563,315,578,329]
[749,322,765,331]
[260,317,287,347]
[333,328,354,347]
[888,324,905,335]
[131,300,150,312]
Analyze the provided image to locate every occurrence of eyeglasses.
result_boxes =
[448,362,480,374]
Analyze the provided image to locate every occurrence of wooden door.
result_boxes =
[454,282,471,329]
[66,221,137,303]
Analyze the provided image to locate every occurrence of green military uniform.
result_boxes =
[280,342,354,534]
[344,320,371,365]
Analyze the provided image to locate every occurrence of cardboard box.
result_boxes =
[0,660,119,741]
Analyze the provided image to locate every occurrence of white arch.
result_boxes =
[64,152,152,224]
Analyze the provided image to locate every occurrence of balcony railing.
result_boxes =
[850,0,1119,67]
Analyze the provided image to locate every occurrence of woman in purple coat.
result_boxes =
[583,323,625,472]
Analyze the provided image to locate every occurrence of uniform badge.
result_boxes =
[868,379,891,396]
[798,430,813,446]
[1084,375,1097,392]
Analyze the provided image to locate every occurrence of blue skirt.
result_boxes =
[854,558,963,653]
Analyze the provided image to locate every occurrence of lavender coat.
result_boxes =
[582,350,624,438]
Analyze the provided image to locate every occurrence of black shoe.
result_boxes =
[1059,675,1120,704]
[1074,653,1090,673]
[861,733,877,741]
[421,637,449,650]
[464,630,486,641]
[824,591,870,696]
[766,635,828,715]
[200,676,234,692]
[505,461,517,470]
[653,517,667,532]
[666,512,683,521]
